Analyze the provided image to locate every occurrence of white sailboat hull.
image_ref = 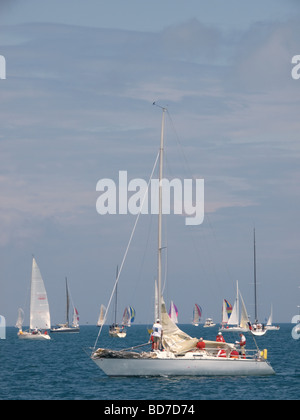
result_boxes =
[92,353,274,377]
[50,327,80,333]
[220,327,249,333]
[18,331,51,340]
[251,330,267,337]
[109,330,126,338]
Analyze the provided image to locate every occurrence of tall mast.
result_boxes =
[254,228,258,323]
[66,277,69,326]
[157,107,166,322]
[114,266,118,325]
[236,280,239,325]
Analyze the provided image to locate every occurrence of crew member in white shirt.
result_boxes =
[152,319,163,350]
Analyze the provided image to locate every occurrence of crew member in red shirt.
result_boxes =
[196,338,206,350]
[239,333,246,358]
[216,332,226,343]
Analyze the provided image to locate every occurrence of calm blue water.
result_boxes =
[0,324,299,400]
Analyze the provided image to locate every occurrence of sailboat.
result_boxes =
[97,304,106,327]
[17,257,51,340]
[221,299,232,328]
[91,106,274,376]
[251,229,267,337]
[50,278,80,333]
[109,267,126,338]
[220,281,250,333]
[0,315,6,339]
[168,301,178,324]
[265,305,280,331]
[192,304,202,326]
[122,306,136,327]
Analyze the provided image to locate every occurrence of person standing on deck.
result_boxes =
[152,319,163,350]
[239,333,246,358]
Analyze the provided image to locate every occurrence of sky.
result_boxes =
[0,1,300,327]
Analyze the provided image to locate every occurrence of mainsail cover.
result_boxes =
[30,258,51,330]
[161,298,198,354]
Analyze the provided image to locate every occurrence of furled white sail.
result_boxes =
[30,258,51,331]
[162,298,198,354]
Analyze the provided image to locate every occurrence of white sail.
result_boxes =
[266,305,273,327]
[154,280,159,322]
[239,292,250,329]
[72,307,79,328]
[227,282,239,326]
[222,300,229,325]
[122,307,131,327]
[30,258,51,331]
[168,301,178,324]
[193,304,202,326]
[228,301,239,325]
[97,304,106,327]
[16,308,25,330]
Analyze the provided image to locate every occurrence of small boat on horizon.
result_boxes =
[203,318,216,328]
[50,277,80,334]
[109,266,127,338]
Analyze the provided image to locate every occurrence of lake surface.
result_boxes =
[0,324,299,400]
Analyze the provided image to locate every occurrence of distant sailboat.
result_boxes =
[109,267,126,338]
[192,304,202,326]
[17,257,51,340]
[97,304,106,327]
[50,277,80,333]
[251,230,267,337]
[265,305,280,331]
[221,299,232,328]
[0,315,6,339]
[15,308,24,332]
[122,306,136,327]
[220,281,249,332]
[168,301,178,324]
